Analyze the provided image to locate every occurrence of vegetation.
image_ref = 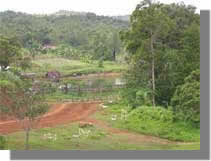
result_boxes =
[29,56,126,77]
[5,122,199,150]
[95,103,200,142]
[0,10,128,61]
[0,35,31,71]
[0,135,6,149]
[120,0,199,108]
[171,70,200,126]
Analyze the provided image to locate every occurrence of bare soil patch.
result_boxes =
[0,102,99,134]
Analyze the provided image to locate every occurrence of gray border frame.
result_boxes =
[10,10,210,160]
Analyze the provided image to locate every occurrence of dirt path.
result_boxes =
[0,102,100,134]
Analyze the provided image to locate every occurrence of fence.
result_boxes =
[59,84,125,93]
[60,95,121,103]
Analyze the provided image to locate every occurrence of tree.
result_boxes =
[110,32,121,61]
[0,35,21,71]
[155,11,199,105]
[0,72,49,150]
[0,35,31,71]
[153,3,199,106]
[121,0,173,106]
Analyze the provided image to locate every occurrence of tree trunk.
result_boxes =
[113,49,116,61]
[151,55,155,107]
[25,128,30,150]
[151,31,156,107]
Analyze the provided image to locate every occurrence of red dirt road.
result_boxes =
[0,102,100,134]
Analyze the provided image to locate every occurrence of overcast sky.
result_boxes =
[0,0,205,16]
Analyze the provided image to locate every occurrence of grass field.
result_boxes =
[29,56,126,77]
[5,122,199,150]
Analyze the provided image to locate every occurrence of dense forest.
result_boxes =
[0,0,200,150]
[0,10,129,60]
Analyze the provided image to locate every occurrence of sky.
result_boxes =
[0,0,205,16]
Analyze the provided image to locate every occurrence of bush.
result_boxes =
[121,88,152,108]
[0,135,6,149]
[108,105,200,142]
[125,106,174,137]
[129,106,173,123]
[171,70,200,126]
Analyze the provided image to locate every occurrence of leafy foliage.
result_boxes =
[171,70,200,126]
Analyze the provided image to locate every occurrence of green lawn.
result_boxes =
[5,122,199,150]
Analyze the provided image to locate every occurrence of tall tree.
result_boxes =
[121,0,173,106]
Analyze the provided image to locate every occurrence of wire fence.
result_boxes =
[58,84,125,93]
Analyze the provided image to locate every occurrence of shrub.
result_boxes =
[0,135,6,149]
[117,105,199,141]
[122,106,174,138]
[171,70,200,126]
[128,106,173,125]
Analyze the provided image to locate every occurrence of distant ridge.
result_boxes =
[51,10,130,21]
[52,10,88,16]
